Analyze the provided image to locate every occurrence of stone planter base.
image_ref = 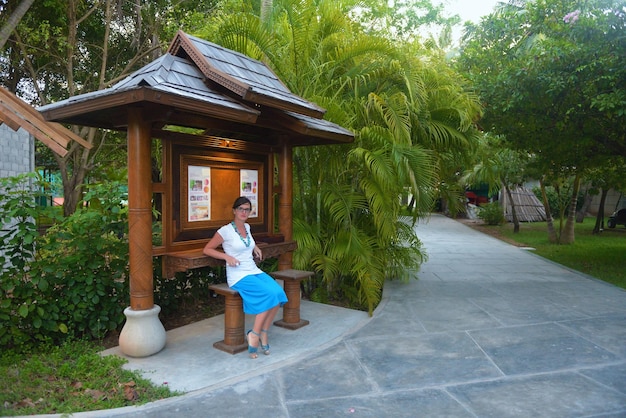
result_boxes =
[119,305,166,357]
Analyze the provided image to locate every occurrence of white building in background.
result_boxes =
[0,123,34,177]
[0,123,35,267]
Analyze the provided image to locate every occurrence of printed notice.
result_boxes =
[240,169,258,217]
[188,165,211,221]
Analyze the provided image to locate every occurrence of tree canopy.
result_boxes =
[458,0,626,242]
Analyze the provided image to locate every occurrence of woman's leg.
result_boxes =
[252,305,278,333]
[253,305,279,354]
[264,305,280,328]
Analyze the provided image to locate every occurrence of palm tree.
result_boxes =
[201,0,482,312]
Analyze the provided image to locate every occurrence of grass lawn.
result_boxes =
[0,340,180,416]
[485,218,626,289]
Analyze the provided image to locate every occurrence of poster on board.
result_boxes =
[240,169,258,217]
[188,165,211,222]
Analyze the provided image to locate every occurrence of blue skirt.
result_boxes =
[231,272,288,314]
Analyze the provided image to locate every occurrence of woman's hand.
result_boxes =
[225,255,240,267]
[253,246,263,261]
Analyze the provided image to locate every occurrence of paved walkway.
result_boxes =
[41,215,626,417]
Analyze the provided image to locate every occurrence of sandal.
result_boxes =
[246,330,260,359]
[260,329,270,355]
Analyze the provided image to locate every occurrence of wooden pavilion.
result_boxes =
[38,31,354,357]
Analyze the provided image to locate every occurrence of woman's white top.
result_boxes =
[217,222,263,287]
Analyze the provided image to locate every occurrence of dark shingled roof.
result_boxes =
[39,31,353,147]
[172,33,325,118]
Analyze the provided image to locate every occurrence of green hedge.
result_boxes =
[0,175,130,351]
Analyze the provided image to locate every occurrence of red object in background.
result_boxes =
[465,191,477,204]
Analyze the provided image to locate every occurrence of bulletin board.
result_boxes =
[171,146,269,242]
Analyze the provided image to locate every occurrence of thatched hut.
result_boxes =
[501,186,546,222]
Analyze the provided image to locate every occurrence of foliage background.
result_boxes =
[3,0,623,335]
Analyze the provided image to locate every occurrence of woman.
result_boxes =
[203,196,288,359]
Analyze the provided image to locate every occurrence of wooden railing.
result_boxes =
[162,240,298,278]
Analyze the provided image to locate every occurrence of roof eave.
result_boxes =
[39,87,260,130]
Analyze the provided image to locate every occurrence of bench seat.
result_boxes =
[208,283,247,354]
[271,269,314,330]
[209,269,314,354]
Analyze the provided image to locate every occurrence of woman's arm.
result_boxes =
[203,232,240,266]
[253,245,263,261]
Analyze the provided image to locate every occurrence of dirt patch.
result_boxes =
[455,218,527,247]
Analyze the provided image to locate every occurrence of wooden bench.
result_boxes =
[271,269,314,330]
[161,240,310,353]
[208,283,248,354]
[208,268,314,353]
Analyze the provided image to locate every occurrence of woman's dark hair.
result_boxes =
[232,196,252,209]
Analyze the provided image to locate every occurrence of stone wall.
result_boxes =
[0,123,34,177]
[1,123,35,267]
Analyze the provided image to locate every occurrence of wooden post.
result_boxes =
[119,107,166,357]
[271,269,312,329]
[127,107,154,310]
[209,284,248,354]
[278,142,293,271]
[274,143,311,329]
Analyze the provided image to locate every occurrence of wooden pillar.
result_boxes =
[208,284,247,354]
[271,269,312,329]
[127,107,154,310]
[278,142,293,271]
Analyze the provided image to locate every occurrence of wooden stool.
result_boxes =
[271,269,314,330]
[208,283,247,354]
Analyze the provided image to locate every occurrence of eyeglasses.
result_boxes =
[236,207,252,213]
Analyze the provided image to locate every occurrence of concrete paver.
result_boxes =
[33,214,626,417]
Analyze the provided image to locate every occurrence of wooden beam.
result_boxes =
[0,86,93,152]
[0,110,23,131]
[0,101,68,157]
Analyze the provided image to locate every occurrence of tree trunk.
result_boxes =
[539,178,558,243]
[0,0,36,49]
[408,195,416,214]
[593,188,608,234]
[576,188,593,223]
[504,183,520,233]
[55,1,110,216]
[561,174,581,244]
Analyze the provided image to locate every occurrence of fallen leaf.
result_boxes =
[84,389,107,401]
[16,398,36,408]
[124,385,139,401]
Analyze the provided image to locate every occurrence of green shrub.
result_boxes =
[0,176,130,351]
[31,182,130,342]
[532,181,585,220]
[0,173,58,348]
[477,201,505,225]
[153,261,225,313]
